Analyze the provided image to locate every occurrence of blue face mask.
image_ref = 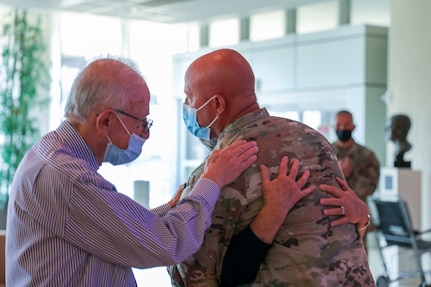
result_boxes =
[103,112,146,165]
[183,96,219,140]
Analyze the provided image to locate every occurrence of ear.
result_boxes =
[95,109,114,136]
[213,94,225,115]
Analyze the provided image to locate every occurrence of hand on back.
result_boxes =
[260,156,315,220]
[202,140,258,189]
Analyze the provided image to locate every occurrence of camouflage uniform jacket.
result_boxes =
[168,108,375,287]
[332,141,380,202]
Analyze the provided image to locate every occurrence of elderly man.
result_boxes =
[6,57,276,286]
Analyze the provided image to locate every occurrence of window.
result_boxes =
[250,10,285,41]
[297,1,338,34]
[209,18,239,47]
[351,0,390,26]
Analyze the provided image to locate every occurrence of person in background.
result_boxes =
[168,49,374,287]
[5,56,309,286]
[333,110,380,250]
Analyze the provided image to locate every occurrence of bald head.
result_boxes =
[183,49,259,137]
[185,49,256,107]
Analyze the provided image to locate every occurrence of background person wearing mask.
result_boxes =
[6,56,303,286]
[333,110,380,249]
[168,49,374,287]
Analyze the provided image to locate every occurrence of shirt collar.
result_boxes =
[57,120,100,170]
[219,108,269,138]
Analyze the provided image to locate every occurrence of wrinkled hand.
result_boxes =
[319,177,370,231]
[251,156,316,244]
[201,140,258,189]
[261,156,315,218]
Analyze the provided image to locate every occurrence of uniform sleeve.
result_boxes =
[349,150,380,200]
[219,225,272,287]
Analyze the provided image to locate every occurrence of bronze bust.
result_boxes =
[386,114,412,168]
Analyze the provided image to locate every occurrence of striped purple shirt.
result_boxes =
[6,121,219,286]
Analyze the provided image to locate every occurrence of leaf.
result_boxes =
[0,8,50,203]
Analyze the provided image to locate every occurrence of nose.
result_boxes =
[141,129,150,139]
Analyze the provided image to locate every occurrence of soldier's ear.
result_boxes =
[213,94,225,115]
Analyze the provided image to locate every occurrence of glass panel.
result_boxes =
[303,110,322,130]
[269,110,299,122]
[250,10,285,41]
[185,132,208,160]
[351,0,390,26]
[268,109,337,142]
[129,20,187,103]
[318,110,336,141]
[209,18,239,47]
[187,23,201,52]
[59,12,122,57]
[303,110,335,141]
[297,0,338,34]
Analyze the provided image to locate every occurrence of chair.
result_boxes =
[370,197,431,287]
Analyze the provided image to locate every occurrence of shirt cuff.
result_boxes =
[188,178,220,210]
[151,203,171,217]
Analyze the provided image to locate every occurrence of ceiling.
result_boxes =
[0,0,327,23]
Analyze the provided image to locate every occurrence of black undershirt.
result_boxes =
[219,225,272,287]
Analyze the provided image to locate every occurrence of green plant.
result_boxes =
[0,9,49,208]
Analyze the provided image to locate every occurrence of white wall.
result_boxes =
[388,0,431,230]
[173,24,388,175]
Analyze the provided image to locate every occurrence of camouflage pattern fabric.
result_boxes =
[332,141,380,241]
[168,108,375,287]
[332,142,380,202]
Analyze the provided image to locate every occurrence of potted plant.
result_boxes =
[0,8,50,229]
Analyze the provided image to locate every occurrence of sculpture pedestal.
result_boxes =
[374,167,422,286]
[378,167,421,228]
[394,160,411,168]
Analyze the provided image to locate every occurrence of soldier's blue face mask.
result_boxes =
[103,111,146,165]
[183,96,219,140]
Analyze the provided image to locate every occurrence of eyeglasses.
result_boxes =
[115,109,153,132]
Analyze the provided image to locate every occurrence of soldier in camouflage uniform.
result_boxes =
[333,110,380,249]
[168,49,375,287]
